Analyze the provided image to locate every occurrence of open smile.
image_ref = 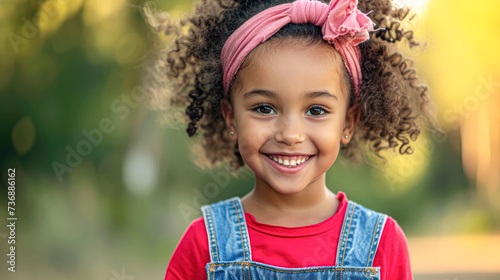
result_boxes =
[262,153,315,174]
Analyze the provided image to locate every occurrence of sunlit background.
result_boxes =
[0,0,499,279]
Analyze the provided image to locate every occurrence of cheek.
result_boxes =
[317,135,341,154]
[315,134,341,165]
[310,116,345,137]
[310,120,343,154]
[236,119,272,162]
[237,136,263,167]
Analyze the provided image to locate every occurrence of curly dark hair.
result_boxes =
[143,0,444,173]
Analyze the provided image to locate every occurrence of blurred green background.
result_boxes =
[0,0,499,279]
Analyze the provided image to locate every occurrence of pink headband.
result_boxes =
[221,0,374,96]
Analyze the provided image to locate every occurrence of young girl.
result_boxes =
[150,0,442,279]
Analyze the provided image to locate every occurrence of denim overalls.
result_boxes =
[201,196,388,280]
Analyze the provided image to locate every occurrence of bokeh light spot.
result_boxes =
[12,116,36,155]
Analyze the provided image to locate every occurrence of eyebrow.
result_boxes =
[243,89,338,101]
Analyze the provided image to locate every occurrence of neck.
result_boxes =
[244,174,334,215]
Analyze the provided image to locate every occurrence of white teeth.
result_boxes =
[267,155,312,168]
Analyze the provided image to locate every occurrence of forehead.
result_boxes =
[232,40,350,102]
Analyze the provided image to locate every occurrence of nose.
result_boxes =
[274,115,306,146]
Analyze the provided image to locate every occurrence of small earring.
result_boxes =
[344,135,348,139]
[230,131,234,136]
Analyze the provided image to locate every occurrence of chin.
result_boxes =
[274,189,305,195]
[268,182,308,195]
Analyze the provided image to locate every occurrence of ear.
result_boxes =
[221,98,237,141]
[341,103,361,145]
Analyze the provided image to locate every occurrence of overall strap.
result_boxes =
[336,200,388,268]
[201,197,252,263]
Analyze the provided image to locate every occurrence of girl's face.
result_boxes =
[222,40,359,195]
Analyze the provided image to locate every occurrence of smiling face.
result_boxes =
[221,39,360,196]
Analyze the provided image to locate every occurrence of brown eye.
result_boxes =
[252,104,276,115]
[307,106,328,116]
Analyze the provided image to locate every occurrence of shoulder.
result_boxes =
[347,199,413,279]
[374,216,414,280]
[188,216,208,235]
[347,201,409,250]
[164,217,210,280]
[173,216,208,251]
[379,216,410,252]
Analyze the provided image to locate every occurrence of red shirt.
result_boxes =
[164,191,413,280]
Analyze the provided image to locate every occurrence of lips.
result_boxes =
[263,153,314,174]
[265,154,312,167]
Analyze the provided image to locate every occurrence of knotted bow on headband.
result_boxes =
[221,0,375,96]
